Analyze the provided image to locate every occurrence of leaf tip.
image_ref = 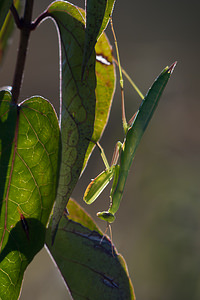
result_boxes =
[168,61,177,74]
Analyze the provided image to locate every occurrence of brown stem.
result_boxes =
[10,4,22,29]
[31,10,49,30]
[11,0,34,104]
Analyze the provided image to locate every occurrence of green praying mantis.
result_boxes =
[83,19,176,229]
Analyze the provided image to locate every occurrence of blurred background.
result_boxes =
[1,0,200,299]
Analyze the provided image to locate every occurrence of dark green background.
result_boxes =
[1,0,199,299]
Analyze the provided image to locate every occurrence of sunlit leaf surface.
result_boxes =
[0,89,60,299]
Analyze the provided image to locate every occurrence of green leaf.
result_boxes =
[82,31,116,172]
[0,89,60,300]
[46,199,135,300]
[98,0,116,38]
[82,0,116,76]
[82,0,107,76]
[47,2,96,241]
[46,3,115,174]
[0,0,13,31]
[0,0,21,65]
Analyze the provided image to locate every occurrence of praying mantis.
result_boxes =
[83,19,176,227]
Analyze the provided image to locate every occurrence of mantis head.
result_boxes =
[97,211,115,223]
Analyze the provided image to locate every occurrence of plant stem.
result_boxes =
[10,4,22,29]
[12,0,34,104]
[31,10,49,30]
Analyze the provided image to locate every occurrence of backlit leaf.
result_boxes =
[82,0,107,76]
[46,199,135,300]
[82,30,116,172]
[57,4,115,174]
[82,0,116,76]
[47,1,96,241]
[0,89,60,299]
[98,0,116,38]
